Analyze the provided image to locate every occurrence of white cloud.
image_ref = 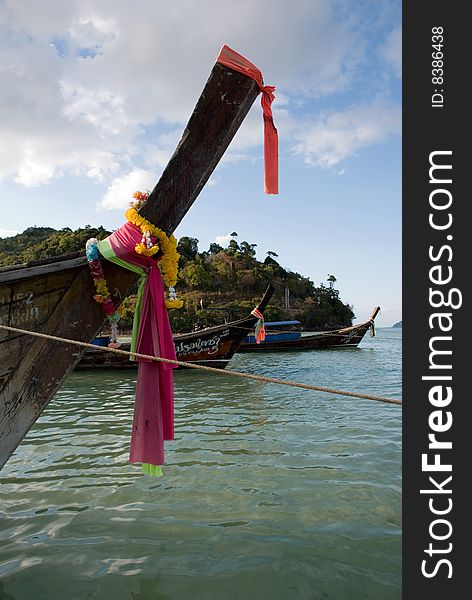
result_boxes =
[100,168,157,210]
[62,85,130,136]
[215,234,233,246]
[0,27,124,186]
[381,26,402,78]
[293,99,401,168]
[0,0,398,189]
[0,228,19,238]
[14,145,56,187]
[68,15,116,51]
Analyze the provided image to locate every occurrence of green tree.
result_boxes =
[239,241,256,257]
[225,239,240,256]
[177,236,199,263]
[2,225,356,334]
[180,261,212,290]
[327,274,337,289]
[0,225,111,266]
[209,242,223,254]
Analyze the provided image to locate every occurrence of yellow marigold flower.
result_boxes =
[143,246,159,257]
[96,280,109,296]
[165,299,184,309]
[125,197,182,307]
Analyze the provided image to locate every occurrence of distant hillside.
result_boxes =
[0,227,356,333]
[0,227,56,258]
[166,236,355,332]
[392,320,402,328]
[0,225,111,266]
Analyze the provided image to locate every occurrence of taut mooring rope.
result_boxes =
[0,324,402,406]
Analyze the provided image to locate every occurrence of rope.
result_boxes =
[0,324,402,406]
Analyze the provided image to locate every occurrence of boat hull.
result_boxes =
[78,323,254,371]
[78,344,235,370]
[238,321,374,352]
[77,288,273,371]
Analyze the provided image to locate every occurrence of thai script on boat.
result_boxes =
[0,291,34,306]
[342,330,358,343]
[0,291,40,326]
[174,328,230,356]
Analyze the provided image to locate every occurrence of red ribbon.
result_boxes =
[251,307,266,344]
[216,45,278,195]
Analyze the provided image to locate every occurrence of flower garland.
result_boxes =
[86,191,183,337]
[126,191,183,309]
[86,238,121,348]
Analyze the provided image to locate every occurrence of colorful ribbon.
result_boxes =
[370,321,376,337]
[251,307,266,344]
[97,222,177,476]
[216,44,278,195]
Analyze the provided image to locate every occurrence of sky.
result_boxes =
[0,0,401,326]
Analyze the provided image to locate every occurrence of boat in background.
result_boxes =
[238,307,380,352]
[243,320,302,345]
[78,286,273,370]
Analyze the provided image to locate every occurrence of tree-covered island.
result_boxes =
[0,227,355,332]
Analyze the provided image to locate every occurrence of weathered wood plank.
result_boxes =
[0,255,87,282]
[0,59,260,470]
[0,267,80,378]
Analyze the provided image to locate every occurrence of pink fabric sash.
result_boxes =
[106,221,176,466]
[216,44,278,195]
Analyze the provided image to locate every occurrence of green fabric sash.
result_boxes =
[97,238,146,356]
[96,237,163,477]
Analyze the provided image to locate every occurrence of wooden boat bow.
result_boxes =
[0,55,261,470]
[369,306,381,322]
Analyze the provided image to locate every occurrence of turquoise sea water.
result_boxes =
[0,328,402,600]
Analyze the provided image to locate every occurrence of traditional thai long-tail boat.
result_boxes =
[77,286,273,370]
[0,45,272,471]
[238,307,381,352]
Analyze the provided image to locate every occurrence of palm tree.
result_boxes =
[327,274,337,289]
[240,241,256,257]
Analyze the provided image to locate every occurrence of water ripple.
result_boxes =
[0,329,401,599]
